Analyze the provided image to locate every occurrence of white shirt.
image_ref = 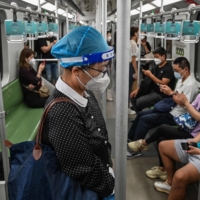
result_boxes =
[129,40,139,62]
[170,75,198,117]
[55,76,89,107]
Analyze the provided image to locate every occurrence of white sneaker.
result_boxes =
[128,108,136,115]
[154,181,171,194]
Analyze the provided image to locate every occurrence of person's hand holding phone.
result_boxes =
[142,69,152,77]
[173,93,188,107]
[159,85,172,95]
[38,60,45,74]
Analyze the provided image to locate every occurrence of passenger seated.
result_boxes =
[19,48,48,108]
[128,93,200,180]
[130,47,175,113]
[155,131,200,199]
[127,57,198,159]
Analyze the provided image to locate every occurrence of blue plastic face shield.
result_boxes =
[60,46,114,66]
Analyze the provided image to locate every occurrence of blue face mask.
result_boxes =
[174,72,182,79]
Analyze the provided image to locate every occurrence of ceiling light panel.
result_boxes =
[21,0,46,6]
[58,8,65,15]
[130,9,140,16]
[151,0,182,7]
[41,3,56,11]
[137,4,155,12]
[62,13,73,19]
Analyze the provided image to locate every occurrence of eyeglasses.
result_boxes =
[88,65,109,77]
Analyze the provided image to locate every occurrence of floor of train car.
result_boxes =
[105,92,198,200]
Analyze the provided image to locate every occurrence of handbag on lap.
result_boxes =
[154,98,176,113]
[5,98,100,200]
[174,113,198,133]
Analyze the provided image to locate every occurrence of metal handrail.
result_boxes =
[35,59,58,61]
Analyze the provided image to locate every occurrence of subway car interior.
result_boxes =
[1,0,200,199]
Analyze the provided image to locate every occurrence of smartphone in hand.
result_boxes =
[181,142,197,150]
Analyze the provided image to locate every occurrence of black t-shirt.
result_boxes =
[38,36,56,62]
[151,62,175,98]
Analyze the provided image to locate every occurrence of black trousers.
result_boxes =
[145,124,193,167]
[25,92,48,108]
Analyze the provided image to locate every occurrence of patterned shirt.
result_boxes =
[41,77,114,197]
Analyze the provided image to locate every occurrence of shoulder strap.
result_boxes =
[36,97,80,144]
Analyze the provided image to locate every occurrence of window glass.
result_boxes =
[195,12,200,82]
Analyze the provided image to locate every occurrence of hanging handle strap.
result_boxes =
[33,97,80,160]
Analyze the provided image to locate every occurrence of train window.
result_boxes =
[0,18,3,80]
[195,12,200,82]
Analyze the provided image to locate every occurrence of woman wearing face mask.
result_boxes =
[140,34,152,75]
[19,48,48,108]
[41,26,115,199]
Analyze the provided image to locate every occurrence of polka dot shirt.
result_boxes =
[42,87,114,197]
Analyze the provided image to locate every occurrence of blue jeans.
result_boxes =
[128,109,177,141]
[45,62,58,84]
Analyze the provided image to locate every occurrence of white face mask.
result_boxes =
[77,70,110,93]
[141,35,145,40]
[154,58,162,65]
[48,31,54,37]
[107,36,112,42]
[28,58,36,66]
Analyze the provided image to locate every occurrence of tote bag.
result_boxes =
[5,97,100,200]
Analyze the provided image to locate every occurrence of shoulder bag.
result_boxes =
[5,97,100,200]
[144,52,154,63]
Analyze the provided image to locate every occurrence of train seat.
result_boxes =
[2,79,43,149]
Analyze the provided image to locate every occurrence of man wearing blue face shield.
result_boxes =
[40,26,114,199]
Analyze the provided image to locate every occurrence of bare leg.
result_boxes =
[168,164,200,200]
[159,140,180,185]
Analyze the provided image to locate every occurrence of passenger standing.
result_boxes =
[129,26,139,114]
[130,47,175,113]
[41,26,114,198]
[127,57,198,159]
[19,48,48,108]
[38,32,58,84]
[140,35,152,72]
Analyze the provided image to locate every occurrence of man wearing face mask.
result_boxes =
[130,47,175,113]
[41,26,115,198]
[38,32,58,84]
[127,57,198,159]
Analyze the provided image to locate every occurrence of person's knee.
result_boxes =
[158,124,170,131]
[173,170,188,186]
[158,141,167,154]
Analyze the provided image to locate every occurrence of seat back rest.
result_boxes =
[2,79,23,113]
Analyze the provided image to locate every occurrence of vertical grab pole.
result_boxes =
[115,0,131,199]
[37,0,41,12]
[161,0,164,47]
[101,0,107,120]
[66,6,69,34]
[55,0,60,76]
[0,79,10,200]
[137,0,143,86]
[95,0,102,109]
